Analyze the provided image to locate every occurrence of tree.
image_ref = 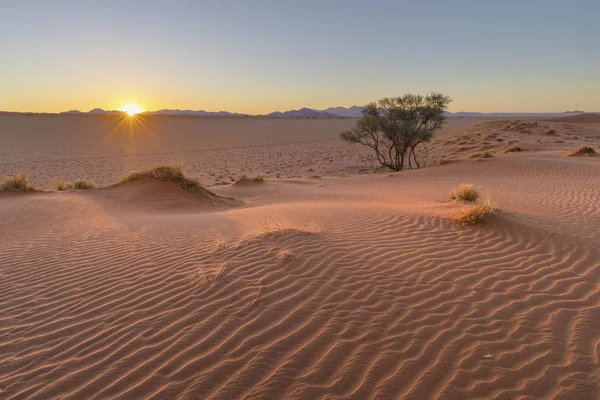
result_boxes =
[340,93,451,171]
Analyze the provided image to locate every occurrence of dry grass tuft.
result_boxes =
[52,178,72,191]
[458,200,499,225]
[188,265,210,287]
[468,150,495,159]
[567,146,597,157]
[72,179,96,190]
[437,157,448,166]
[254,217,322,239]
[120,163,201,191]
[449,184,479,202]
[503,144,523,153]
[188,263,227,289]
[236,174,265,184]
[1,171,38,193]
[277,250,296,262]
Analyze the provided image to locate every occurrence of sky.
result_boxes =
[1,0,598,114]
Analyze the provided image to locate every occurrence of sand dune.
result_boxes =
[1,118,600,399]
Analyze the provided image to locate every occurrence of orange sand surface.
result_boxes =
[1,115,600,399]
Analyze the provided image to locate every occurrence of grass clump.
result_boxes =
[250,217,322,240]
[468,150,495,159]
[72,179,96,190]
[449,183,479,202]
[120,163,201,191]
[567,146,597,157]
[458,200,499,225]
[277,250,296,262]
[52,178,72,191]
[437,157,448,166]
[503,144,523,153]
[1,171,37,193]
[236,174,265,184]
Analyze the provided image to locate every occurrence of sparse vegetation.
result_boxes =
[458,200,499,225]
[437,157,448,166]
[236,174,265,184]
[188,263,227,289]
[503,144,523,153]
[277,250,296,262]
[120,163,201,191]
[340,93,452,171]
[468,150,495,159]
[449,184,479,202]
[251,217,322,239]
[52,178,72,191]
[1,171,37,193]
[567,146,597,157]
[72,179,96,189]
[310,175,321,178]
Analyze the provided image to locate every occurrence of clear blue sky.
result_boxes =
[1,0,598,113]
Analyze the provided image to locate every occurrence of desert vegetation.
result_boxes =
[567,146,597,157]
[449,184,479,202]
[468,150,495,159]
[52,178,72,191]
[458,200,499,225]
[236,174,265,184]
[340,93,451,171]
[120,163,201,191]
[72,179,96,189]
[1,171,38,193]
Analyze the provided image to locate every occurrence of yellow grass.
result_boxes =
[1,171,37,193]
[458,200,499,225]
[468,150,494,159]
[254,217,322,239]
[236,174,265,183]
[52,178,72,191]
[72,179,96,189]
[567,146,597,157]
[449,184,479,202]
[120,163,201,191]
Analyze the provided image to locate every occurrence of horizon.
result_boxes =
[1,0,599,114]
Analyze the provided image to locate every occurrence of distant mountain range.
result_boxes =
[58,107,594,118]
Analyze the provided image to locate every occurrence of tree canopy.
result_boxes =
[340,93,452,171]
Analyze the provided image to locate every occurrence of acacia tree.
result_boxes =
[340,93,451,171]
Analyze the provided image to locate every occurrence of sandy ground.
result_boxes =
[0,114,493,187]
[1,115,600,399]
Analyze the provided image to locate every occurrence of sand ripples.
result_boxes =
[2,190,600,399]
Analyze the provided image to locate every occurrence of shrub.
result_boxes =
[1,171,37,193]
[449,184,479,202]
[340,93,452,171]
[458,200,499,225]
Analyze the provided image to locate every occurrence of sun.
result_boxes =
[121,103,143,116]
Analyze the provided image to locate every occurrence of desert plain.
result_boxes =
[1,113,600,399]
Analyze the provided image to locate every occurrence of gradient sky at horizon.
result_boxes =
[1,0,598,114]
